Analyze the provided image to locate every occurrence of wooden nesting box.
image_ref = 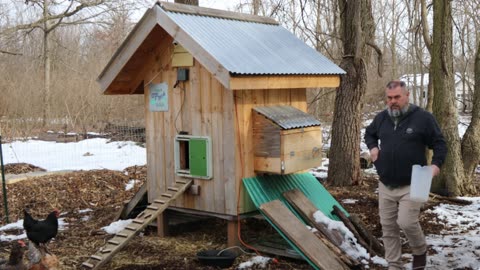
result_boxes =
[253,105,322,174]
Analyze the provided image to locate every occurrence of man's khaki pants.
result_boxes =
[378,182,427,270]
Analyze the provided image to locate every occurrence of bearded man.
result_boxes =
[364,80,447,270]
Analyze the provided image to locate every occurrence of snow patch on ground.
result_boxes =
[102,219,133,234]
[237,256,271,269]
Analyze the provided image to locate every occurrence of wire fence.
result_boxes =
[0,119,147,172]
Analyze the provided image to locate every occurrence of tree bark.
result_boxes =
[253,0,261,15]
[42,0,50,127]
[430,0,474,195]
[460,40,480,193]
[390,0,398,79]
[328,0,375,186]
[419,0,434,113]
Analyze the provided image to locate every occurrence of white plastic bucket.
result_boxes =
[410,165,433,202]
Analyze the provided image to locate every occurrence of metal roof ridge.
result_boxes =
[157,1,279,25]
[253,105,321,130]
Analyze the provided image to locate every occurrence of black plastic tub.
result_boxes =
[196,250,237,268]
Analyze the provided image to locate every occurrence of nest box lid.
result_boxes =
[253,105,321,130]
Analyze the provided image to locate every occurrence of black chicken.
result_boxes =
[23,209,59,248]
[0,240,27,270]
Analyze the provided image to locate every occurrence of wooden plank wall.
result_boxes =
[143,33,308,215]
[144,39,237,215]
[252,112,281,157]
[234,89,307,213]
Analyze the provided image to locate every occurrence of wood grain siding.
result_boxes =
[211,76,226,212]
[145,46,237,215]
[253,112,281,157]
[280,127,322,174]
[144,34,178,207]
[144,44,314,215]
[199,63,214,210]
[222,86,236,215]
[234,89,308,213]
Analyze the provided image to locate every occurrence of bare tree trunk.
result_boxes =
[420,0,434,113]
[405,0,416,102]
[253,0,261,15]
[42,0,50,127]
[390,0,398,78]
[430,0,473,195]
[314,1,322,51]
[174,0,199,6]
[426,71,434,112]
[460,40,480,193]
[328,0,375,186]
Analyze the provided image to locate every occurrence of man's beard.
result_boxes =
[387,104,409,117]
[388,108,402,117]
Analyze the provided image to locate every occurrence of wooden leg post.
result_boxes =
[156,212,169,237]
[227,219,240,249]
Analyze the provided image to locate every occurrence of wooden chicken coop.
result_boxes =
[97,1,345,245]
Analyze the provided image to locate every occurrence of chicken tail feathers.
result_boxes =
[23,208,37,231]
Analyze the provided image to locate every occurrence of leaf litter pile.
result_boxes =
[0,164,477,269]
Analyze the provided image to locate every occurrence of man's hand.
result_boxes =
[370,147,379,162]
[431,164,440,176]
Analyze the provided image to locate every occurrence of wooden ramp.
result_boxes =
[260,200,349,270]
[81,179,192,270]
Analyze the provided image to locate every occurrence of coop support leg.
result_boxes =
[156,212,169,237]
[227,219,240,250]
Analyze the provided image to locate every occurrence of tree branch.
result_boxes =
[5,0,108,34]
[366,41,383,77]
[420,0,432,53]
[0,49,22,56]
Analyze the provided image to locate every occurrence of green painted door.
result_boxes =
[189,138,208,177]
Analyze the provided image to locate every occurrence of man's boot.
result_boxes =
[412,252,427,270]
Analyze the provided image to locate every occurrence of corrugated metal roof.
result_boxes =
[243,172,347,221]
[161,9,345,76]
[253,105,321,130]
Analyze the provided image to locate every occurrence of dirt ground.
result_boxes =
[0,164,478,269]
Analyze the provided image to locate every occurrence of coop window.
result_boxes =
[174,135,212,179]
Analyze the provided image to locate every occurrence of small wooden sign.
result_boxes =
[149,83,168,112]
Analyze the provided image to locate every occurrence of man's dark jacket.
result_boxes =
[364,104,447,188]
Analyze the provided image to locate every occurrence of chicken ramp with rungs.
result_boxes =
[81,179,192,270]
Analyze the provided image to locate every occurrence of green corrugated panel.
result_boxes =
[243,172,348,220]
[242,173,349,270]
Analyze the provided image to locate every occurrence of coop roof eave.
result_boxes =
[97,4,233,95]
[97,2,345,95]
[97,7,158,95]
[229,74,341,90]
